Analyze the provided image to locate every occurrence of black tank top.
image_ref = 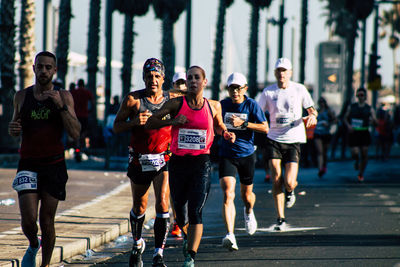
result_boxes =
[20,86,64,159]
[348,103,371,129]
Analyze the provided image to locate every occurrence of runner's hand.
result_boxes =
[8,119,22,136]
[137,110,152,125]
[223,131,236,143]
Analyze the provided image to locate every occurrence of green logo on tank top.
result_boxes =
[31,107,51,120]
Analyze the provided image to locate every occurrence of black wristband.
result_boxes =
[241,121,248,129]
[58,104,68,112]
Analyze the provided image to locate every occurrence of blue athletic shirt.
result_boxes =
[219,96,267,158]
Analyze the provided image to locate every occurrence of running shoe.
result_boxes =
[129,238,146,267]
[357,175,364,182]
[171,222,182,237]
[152,254,167,267]
[182,238,189,258]
[21,238,41,267]
[274,218,287,231]
[222,233,239,251]
[285,190,296,208]
[182,255,195,267]
[244,207,257,235]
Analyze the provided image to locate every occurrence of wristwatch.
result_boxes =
[58,104,68,112]
[241,121,248,129]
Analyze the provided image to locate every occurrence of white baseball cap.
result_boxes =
[227,72,247,87]
[172,72,186,83]
[274,58,292,70]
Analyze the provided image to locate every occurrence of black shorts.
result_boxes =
[219,153,256,185]
[17,158,68,201]
[348,130,371,147]
[314,133,332,144]
[127,162,168,185]
[78,117,89,134]
[265,138,301,163]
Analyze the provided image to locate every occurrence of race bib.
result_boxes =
[224,112,248,130]
[12,171,38,192]
[351,118,363,129]
[178,128,207,150]
[275,113,295,128]
[139,153,166,172]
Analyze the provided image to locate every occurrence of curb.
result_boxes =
[0,182,156,267]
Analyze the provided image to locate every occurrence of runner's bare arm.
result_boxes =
[8,90,25,137]
[305,106,318,128]
[209,100,236,143]
[145,98,185,129]
[58,90,81,140]
[113,93,149,133]
[230,114,269,134]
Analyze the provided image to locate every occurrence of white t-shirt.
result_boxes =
[258,81,314,144]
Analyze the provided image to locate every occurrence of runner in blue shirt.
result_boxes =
[219,72,268,251]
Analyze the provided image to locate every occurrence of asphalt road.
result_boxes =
[49,157,400,267]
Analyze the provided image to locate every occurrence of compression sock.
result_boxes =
[130,209,145,242]
[154,212,170,251]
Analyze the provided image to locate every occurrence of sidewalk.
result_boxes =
[0,156,155,267]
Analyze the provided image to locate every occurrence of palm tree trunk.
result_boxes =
[121,14,134,98]
[248,4,260,98]
[344,16,358,105]
[0,0,18,151]
[211,0,228,100]
[161,12,175,91]
[56,0,72,88]
[19,0,36,90]
[299,0,308,84]
[87,0,101,123]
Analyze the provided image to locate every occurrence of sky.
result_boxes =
[25,0,396,98]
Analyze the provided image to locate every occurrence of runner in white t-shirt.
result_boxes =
[258,58,317,231]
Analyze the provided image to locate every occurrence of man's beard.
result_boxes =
[37,76,52,86]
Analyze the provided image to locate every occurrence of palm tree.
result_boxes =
[245,0,273,98]
[114,0,151,97]
[0,0,17,151]
[381,5,400,100]
[55,0,72,88]
[322,0,374,105]
[153,0,187,91]
[19,0,36,91]
[86,0,101,124]
[299,0,307,84]
[211,0,234,100]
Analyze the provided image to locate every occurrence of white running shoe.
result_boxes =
[222,233,239,251]
[285,190,296,208]
[244,207,257,235]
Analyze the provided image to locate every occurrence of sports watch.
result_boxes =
[58,104,68,112]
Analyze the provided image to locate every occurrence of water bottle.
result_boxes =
[0,198,16,206]
[144,218,155,230]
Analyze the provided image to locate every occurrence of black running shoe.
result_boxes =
[152,254,167,267]
[274,217,287,231]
